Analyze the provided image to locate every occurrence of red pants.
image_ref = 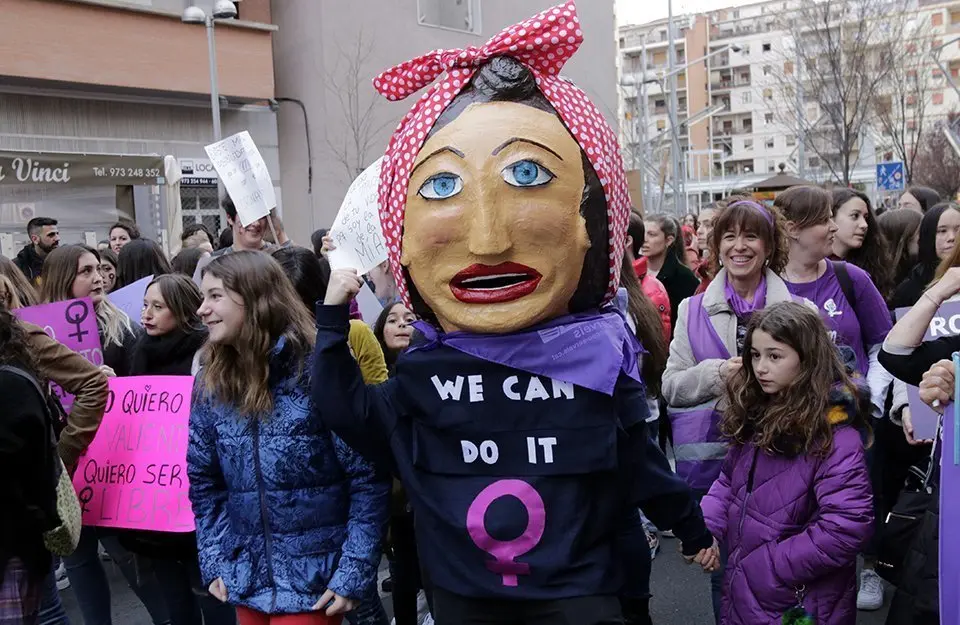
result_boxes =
[236,606,343,625]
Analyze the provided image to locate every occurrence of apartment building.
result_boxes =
[620,0,960,209]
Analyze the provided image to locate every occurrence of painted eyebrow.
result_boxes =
[410,146,465,177]
[492,137,564,161]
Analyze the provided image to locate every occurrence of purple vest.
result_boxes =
[667,293,731,493]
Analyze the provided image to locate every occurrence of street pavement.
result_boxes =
[60,544,891,624]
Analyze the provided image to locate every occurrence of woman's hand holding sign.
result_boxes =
[919,359,955,413]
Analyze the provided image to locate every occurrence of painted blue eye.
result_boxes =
[502,160,555,187]
[418,174,463,200]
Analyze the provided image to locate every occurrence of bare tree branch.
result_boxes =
[875,18,933,182]
[323,29,387,181]
[768,0,909,185]
[913,113,960,197]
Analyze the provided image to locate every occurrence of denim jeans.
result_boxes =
[151,557,236,625]
[63,527,170,625]
[37,565,70,625]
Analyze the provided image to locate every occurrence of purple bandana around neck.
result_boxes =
[410,308,643,396]
[724,274,767,319]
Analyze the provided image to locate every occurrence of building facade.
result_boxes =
[0,0,278,253]
[620,0,960,211]
[270,0,620,238]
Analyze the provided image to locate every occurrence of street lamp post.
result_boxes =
[183,1,237,225]
[182,1,238,142]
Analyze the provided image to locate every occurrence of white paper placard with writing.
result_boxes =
[328,158,387,275]
[203,131,276,227]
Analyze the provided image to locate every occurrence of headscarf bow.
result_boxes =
[374,1,631,309]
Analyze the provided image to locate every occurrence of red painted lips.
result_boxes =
[449,262,542,304]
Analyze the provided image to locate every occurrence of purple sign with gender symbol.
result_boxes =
[14,297,103,412]
[467,479,546,587]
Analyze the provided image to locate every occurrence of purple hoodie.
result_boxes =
[700,385,874,625]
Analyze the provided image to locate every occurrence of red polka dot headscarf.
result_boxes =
[374,1,630,308]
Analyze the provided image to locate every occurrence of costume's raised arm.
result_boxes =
[313,304,399,473]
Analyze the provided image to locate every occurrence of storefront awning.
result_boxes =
[0,151,165,186]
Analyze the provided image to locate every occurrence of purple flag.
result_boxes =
[941,377,960,624]
[411,309,642,396]
[14,298,103,411]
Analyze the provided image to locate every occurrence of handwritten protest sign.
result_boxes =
[894,298,960,441]
[108,275,152,326]
[328,158,387,275]
[72,376,194,532]
[14,298,102,412]
[204,131,276,226]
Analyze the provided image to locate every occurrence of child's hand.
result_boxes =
[313,589,357,615]
[695,539,721,573]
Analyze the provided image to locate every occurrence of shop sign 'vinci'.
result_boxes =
[0,157,71,184]
[0,151,164,186]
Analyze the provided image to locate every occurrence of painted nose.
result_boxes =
[467,190,512,257]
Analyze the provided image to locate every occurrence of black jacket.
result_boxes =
[101,322,142,379]
[13,244,45,285]
[655,252,700,337]
[0,364,59,582]
[879,335,960,386]
[128,328,206,377]
[889,263,938,311]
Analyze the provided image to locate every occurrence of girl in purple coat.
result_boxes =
[701,301,874,625]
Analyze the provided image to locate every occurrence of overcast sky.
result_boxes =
[617,0,739,26]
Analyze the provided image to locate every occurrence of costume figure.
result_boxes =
[314,4,713,624]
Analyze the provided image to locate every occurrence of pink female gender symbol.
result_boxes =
[466,479,546,587]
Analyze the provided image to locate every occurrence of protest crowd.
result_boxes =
[2,3,958,625]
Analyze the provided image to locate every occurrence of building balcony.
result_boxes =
[0,0,276,101]
[711,78,752,91]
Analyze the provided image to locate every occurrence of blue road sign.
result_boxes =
[877,162,905,192]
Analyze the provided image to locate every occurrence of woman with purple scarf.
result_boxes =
[662,199,794,622]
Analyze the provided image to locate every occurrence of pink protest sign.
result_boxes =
[13,298,103,412]
[72,375,195,532]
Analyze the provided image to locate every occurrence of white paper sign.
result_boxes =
[204,131,276,227]
[355,282,384,326]
[328,158,387,275]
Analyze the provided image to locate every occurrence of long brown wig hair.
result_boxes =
[619,253,667,395]
[197,251,315,417]
[40,244,134,348]
[722,301,871,457]
[0,256,39,307]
